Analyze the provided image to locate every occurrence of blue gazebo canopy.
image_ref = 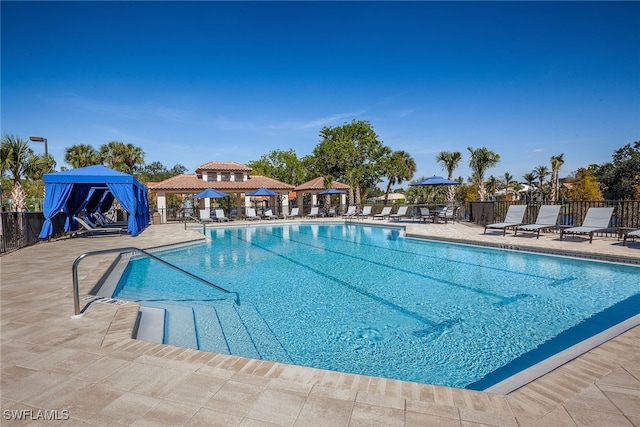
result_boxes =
[39,165,150,239]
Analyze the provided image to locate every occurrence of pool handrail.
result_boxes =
[72,246,239,317]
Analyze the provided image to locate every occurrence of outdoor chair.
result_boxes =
[484,205,527,236]
[357,206,372,219]
[389,206,408,221]
[245,207,261,221]
[307,207,320,218]
[285,207,299,219]
[263,208,279,220]
[342,206,357,219]
[515,205,561,238]
[199,209,214,223]
[419,207,433,223]
[623,229,640,246]
[214,209,230,222]
[73,216,126,237]
[560,207,615,243]
[374,206,392,220]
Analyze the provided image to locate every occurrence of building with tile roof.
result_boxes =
[149,161,294,222]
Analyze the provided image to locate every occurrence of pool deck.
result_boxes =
[2,219,639,426]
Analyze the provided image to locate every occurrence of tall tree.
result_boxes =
[314,120,388,206]
[0,134,52,211]
[568,168,603,201]
[549,153,565,202]
[598,141,640,199]
[436,151,462,202]
[247,149,306,185]
[64,144,101,168]
[502,172,514,199]
[100,141,145,174]
[522,172,538,202]
[534,165,550,201]
[136,161,187,183]
[382,150,416,204]
[467,147,500,201]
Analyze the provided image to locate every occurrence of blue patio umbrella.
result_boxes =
[318,188,346,195]
[411,176,460,186]
[193,188,229,198]
[246,187,279,197]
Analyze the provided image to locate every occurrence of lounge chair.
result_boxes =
[419,207,433,223]
[374,206,392,220]
[357,206,372,219]
[307,207,319,218]
[389,206,408,221]
[285,207,299,219]
[199,209,214,223]
[73,216,125,237]
[515,205,561,238]
[214,209,229,222]
[342,206,357,219]
[561,207,614,243]
[263,208,279,220]
[484,205,527,236]
[435,206,452,223]
[245,208,261,221]
[623,229,640,246]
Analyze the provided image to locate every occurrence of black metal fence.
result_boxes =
[468,200,640,229]
[0,212,67,254]
[3,200,639,253]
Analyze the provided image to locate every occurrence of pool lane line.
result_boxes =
[292,224,577,288]
[250,226,528,306]
[232,230,458,330]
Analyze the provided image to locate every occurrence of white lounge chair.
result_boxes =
[245,208,261,221]
[357,206,372,219]
[263,208,279,220]
[285,207,299,219]
[560,207,614,244]
[214,209,229,222]
[484,205,527,236]
[374,206,392,220]
[623,229,640,246]
[73,216,125,237]
[515,205,561,238]
[307,207,319,218]
[342,206,357,218]
[389,206,408,221]
[199,209,214,223]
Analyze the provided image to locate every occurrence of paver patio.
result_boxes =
[2,219,638,426]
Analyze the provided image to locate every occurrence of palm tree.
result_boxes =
[64,144,101,168]
[549,153,565,202]
[534,165,550,201]
[0,134,51,211]
[100,141,145,174]
[467,147,500,201]
[485,175,500,200]
[502,172,514,199]
[436,151,462,202]
[382,150,416,204]
[522,172,538,202]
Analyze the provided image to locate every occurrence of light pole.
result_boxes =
[29,136,48,157]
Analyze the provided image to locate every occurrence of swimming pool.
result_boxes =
[113,223,640,390]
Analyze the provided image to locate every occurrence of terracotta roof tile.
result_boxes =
[294,177,350,191]
[149,174,294,192]
[195,161,252,173]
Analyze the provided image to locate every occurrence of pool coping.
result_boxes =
[99,222,640,395]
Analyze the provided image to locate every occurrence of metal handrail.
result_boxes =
[72,246,239,318]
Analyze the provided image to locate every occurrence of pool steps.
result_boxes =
[135,299,292,363]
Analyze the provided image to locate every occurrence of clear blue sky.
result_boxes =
[2,1,639,187]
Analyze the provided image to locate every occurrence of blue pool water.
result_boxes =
[113,224,640,389]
